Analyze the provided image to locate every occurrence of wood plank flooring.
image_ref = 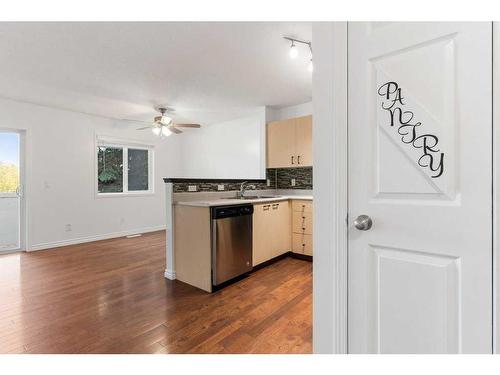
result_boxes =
[0,231,312,353]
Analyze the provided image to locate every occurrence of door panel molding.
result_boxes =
[370,244,461,353]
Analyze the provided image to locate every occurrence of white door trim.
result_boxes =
[493,21,499,354]
[312,21,348,354]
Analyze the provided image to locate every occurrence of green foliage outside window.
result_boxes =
[0,162,19,193]
[97,147,123,193]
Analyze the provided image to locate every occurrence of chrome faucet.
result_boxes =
[238,181,256,199]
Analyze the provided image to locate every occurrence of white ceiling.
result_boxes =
[0,22,312,125]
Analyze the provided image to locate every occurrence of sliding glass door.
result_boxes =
[0,131,23,252]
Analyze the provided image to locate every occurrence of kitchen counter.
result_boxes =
[176,195,313,207]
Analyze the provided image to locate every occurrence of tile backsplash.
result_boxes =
[276,167,312,190]
[172,167,312,193]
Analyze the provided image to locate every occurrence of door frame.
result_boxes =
[0,128,28,253]
[312,21,348,354]
[493,21,499,354]
[314,21,498,354]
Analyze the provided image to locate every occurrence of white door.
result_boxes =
[0,130,24,252]
[348,22,492,353]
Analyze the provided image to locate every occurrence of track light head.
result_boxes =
[283,36,312,70]
[289,41,298,59]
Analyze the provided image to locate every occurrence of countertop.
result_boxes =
[176,195,313,207]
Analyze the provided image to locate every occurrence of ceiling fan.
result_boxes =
[135,107,201,137]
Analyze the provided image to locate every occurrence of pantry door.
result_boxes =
[348,22,492,353]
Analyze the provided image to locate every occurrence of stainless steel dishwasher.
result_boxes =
[211,204,253,286]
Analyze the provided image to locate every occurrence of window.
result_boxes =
[96,139,154,196]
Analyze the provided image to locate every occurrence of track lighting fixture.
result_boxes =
[284,36,313,72]
[289,41,298,59]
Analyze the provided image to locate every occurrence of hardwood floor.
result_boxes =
[0,231,312,354]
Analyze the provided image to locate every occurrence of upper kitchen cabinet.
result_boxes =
[266,115,312,168]
[294,115,312,166]
[267,118,295,168]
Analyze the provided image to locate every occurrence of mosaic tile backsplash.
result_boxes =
[172,167,312,193]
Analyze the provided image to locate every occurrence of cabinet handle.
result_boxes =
[291,156,294,165]
[297,155,301,165]
[272,203,279,209]
[263,205,270,211]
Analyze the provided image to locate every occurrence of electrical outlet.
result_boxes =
[65,224,72,232]
[266,179,270,187]
[217,184,225,191]
[291,178,296,187]
[188,185,197,192]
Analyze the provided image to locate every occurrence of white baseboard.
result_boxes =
[0,248,22,255]
[29,225,166,251]
[164,269,176,280]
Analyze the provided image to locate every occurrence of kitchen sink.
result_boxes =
[220,195,282,200]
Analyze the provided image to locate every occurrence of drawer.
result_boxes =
[292,200,313,213]
[292,233,313,256]
[292,211,313,235]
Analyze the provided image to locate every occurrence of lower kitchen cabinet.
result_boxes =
[292,200,313,256]
[252,199,313,267]
[252,201,291,266]
[292,233,313,256]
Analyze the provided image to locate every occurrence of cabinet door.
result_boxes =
[267,119,295,168]
[270,201,291,257]
[302,234,313,256]
[294,115,312,166]
[292,210,313,235]
[252,203,273,266]
[292,233,313,255]
[292,200,313,213]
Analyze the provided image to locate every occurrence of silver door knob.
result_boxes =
[353,215,372,231]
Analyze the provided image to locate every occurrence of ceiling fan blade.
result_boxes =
[168,126,182,134]
[173,123,201,128]
[136,126,152,130]
[155,106,175,113]
[121,118,151,125]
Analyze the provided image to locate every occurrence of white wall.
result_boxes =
[0,97,182,250]
[177,102,313,180]
[266,101,312,122]
[178,108,266,179]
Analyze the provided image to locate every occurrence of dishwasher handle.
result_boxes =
[212,204,254,219]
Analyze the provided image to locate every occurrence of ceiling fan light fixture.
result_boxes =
[152,126,162,136]
[161,115,173,125]
[135,107,201,137]
[161,126,173,137]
